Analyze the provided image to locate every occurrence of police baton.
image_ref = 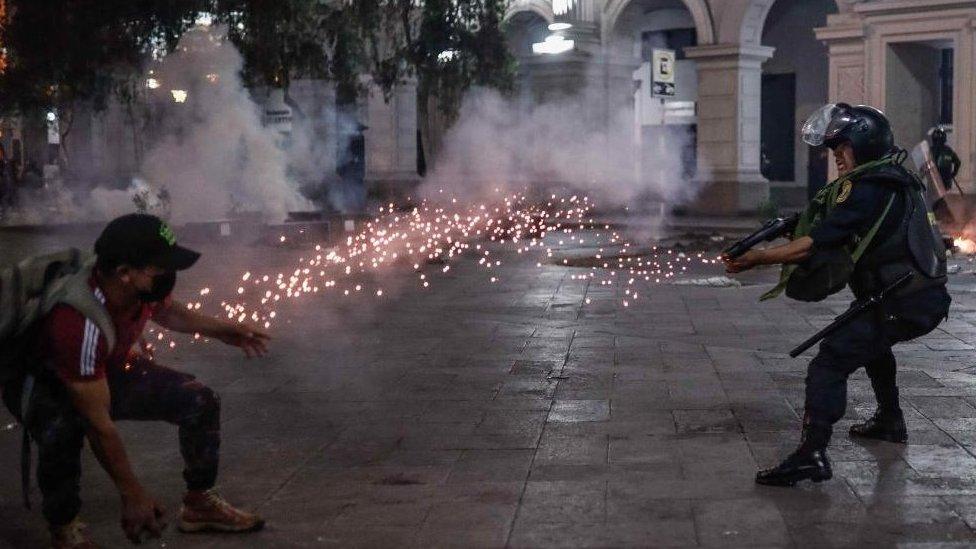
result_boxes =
[789,272,914,358]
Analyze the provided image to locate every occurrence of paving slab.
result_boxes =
[3,230,976,547]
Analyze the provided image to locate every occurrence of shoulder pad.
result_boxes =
[855,164,914,188]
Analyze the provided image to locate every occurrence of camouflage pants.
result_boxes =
[3,357,220,527]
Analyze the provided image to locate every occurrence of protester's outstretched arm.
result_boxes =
[153,300,271,357]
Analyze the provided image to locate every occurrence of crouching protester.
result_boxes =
[723,104,950,486]
[0,214,271,548]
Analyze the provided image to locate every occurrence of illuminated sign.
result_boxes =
[652,49,676,97]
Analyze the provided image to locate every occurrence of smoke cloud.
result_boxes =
[285,95,366,214]
[421,84,697,212]
[138,25,312,224]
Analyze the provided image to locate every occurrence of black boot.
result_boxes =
[756,421,832,487]
[849,410,907,443]
[755,448,832,486]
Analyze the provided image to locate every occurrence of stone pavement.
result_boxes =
[3,228,976,547]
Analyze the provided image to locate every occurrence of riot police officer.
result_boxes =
[724,103,951,486]
[930,127,961,192]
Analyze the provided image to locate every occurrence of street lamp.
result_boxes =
[171,89,188,103]
[438,49,458,63]
[532,23,575,55]
[552,0,577,16]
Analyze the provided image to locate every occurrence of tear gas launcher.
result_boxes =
[723,213,801,260]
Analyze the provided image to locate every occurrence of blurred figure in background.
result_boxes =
[930,128,961,193]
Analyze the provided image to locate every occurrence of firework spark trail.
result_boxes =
[145,189,720,354]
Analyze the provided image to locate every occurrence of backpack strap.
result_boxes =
[20,374,34,509]
[15,248,82,297]
[40,257,116,351]
[850,192,896,263]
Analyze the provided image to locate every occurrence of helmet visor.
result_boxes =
[801,103,857,147]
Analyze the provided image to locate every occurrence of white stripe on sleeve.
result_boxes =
[80,319,92,375]
[78,287,106,376]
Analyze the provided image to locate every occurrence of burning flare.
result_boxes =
[145,189,719,354]
[954,236,976,255]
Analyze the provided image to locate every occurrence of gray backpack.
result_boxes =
[0,248,116,508]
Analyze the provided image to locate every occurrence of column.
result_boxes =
[815,16,866,183]
[518,14,640,186]
[364,81,420,198]
[684,43,774,215]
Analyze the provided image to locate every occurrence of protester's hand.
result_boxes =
[217,323,271,358]
[120,490,165,544]
[723,250,762,274]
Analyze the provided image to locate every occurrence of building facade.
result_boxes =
[30,1,975,219]
[504,0,976,214]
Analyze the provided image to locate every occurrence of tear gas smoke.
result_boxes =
[421,86,698,211]
[138,25,311,223]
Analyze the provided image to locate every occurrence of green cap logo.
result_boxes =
[159,222,177,246]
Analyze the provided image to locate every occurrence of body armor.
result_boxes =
[850,163,947,298]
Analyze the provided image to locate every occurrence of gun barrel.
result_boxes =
[723,214,799,260]
[724,234,767,259]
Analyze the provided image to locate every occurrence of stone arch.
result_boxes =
[603,0,716,45]
[742,0,774,44]
[504,0,554,24]
[503,4,552,59]
[723,0,839,45]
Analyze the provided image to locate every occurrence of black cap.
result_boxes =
[95,214,200,271]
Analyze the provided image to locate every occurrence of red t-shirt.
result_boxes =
[40,277,169,382]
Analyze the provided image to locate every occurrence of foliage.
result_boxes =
[0,0,205,116]
[374,0,515,112]
[0,0,515,172]
[353,0,515,161]
[1,0,514,115]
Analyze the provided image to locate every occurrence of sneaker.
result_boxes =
[178,489,265,533]
[849,411,907,443]
[51,517,97,549]
[755,449,832,487]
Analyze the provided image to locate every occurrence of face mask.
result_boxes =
[138,271,176,303]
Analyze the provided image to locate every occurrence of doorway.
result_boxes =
[886,40,954,148]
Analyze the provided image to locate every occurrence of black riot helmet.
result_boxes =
[802,103,895,164]
[931,127,948,147]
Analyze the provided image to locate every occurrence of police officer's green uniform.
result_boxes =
[756,104,951,487]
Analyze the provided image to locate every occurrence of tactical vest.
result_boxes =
[762,155,946,302]
[849,163,947,299]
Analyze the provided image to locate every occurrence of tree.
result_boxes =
[0,0,515,172]
[352,0,516,160]
[214,0,515,162]
[0,0,205,168]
